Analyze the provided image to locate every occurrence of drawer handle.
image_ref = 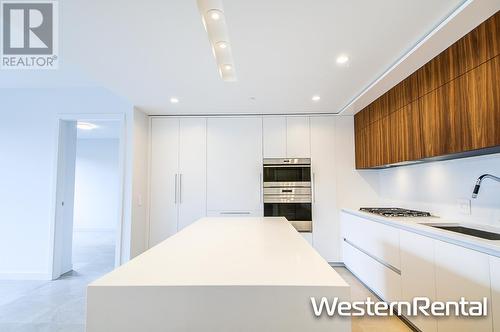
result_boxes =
[343,238,401,275]
[220,211,251,215]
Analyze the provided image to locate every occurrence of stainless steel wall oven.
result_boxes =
[263,158,312,232]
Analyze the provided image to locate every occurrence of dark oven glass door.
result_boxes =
[264,203,312,221]
[263,166,311,183]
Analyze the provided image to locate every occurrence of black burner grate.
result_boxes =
[359,207,431,217]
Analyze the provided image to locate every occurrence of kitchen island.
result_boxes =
[86,217,350,332]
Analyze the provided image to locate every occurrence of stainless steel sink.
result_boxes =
[420,223,500,240]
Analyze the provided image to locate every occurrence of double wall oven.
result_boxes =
[263,158,312,232]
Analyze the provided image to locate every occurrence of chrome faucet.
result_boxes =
[472,174,500,198]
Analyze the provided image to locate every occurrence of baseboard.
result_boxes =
[0,272,52,280]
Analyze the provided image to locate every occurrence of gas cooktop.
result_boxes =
[359,207,432,217]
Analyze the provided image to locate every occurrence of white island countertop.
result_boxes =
[87,217,350,332]
[92,217,346,287]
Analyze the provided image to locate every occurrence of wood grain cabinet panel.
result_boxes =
[417,42,462,97]
[388,73,419,113]
[365,121,383,168]
[389,101,423,163]
[458,55,500,151]
[354,12,500,169]
[457,11,499,74]
[419,78,466,158]
[354,128,367,169]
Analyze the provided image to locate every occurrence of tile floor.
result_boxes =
[334,267,413,332]
[0,235,412,332]
[0,231,115,332]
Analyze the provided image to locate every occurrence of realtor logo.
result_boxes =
[1,0,58,69]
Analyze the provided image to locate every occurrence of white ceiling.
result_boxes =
[5,0,473,115]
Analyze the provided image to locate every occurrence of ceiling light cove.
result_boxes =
[197,0,237,82]
[312,95,321,102]
[170,97,179,104]
[336,54,350,65]
[77,122,98,130]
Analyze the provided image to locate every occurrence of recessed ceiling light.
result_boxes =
[208,9,222,21]
[170,97,179,104]
[77,122,98,130]
[217,41,228,49]
[223,64,232,71]
[336,55,349,65]
[312,95,321,102]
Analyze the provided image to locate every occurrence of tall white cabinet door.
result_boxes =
[434,240,492,332]
[263,117,286,158]
[207,117,263,215]
[149,118,179,247]
[310,117,338,261]
[400,231,437,332]
[177,118,207,231]
[491,255,500,332]
[286,116,310,158]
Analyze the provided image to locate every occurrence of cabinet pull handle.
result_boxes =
[220,211,251,215]
[179,173,183,204]
[174,174,178,204]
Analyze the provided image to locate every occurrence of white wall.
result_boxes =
[74,139,119,231]
[379,154,500,225]
[0,87,134,280]
[130,109,150,258]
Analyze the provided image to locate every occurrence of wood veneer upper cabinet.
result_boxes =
[354,127,367,169]
[387,73,418,114]
[365,120,383,168]
[420,78,464,158]
[459,55,500,151]
[457,11,499,73]
[389,101,423,163]
[417,42,462,97]
[421,56,500,159]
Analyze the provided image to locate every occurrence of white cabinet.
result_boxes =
[263,117,287,158]
[400,230,437,332]
[341,212,401,302]
[343,239,401,302]
[310,116,338,261]
[491,255,500,332]
[262,116,310,158]
[342,213,400,269]
[149,118,180,246]
[286,116,310,158]
[177,118,207,231]
[434,240,492,332]
[207,117,263,216]
[149,118,206,247]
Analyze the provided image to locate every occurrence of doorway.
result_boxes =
[51,115,125,280]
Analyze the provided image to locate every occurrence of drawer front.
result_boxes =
[342,212,401,269]
[343,240,401,303]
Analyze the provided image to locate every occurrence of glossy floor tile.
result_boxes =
[0,231,115,332]
[333,267,413,332]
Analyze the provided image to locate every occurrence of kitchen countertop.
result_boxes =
[87,217,350,332]
[91,217,346,287]
[342,209,500,258]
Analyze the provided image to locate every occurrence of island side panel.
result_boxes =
[87,285,351,332]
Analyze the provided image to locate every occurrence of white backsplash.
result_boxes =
[377,153,500,226]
